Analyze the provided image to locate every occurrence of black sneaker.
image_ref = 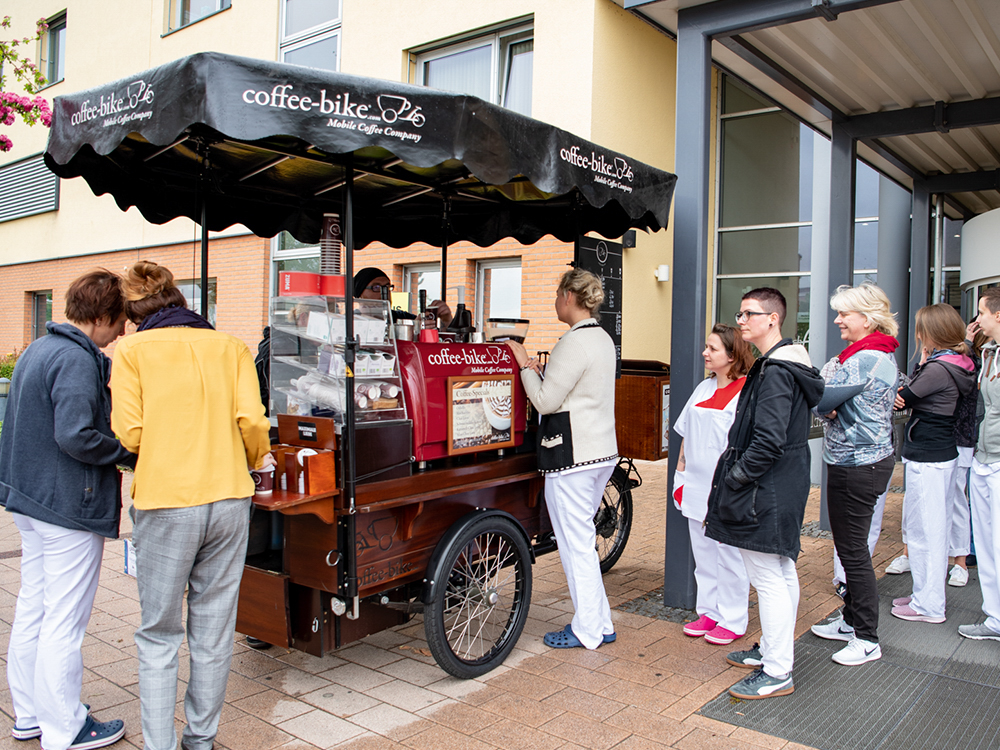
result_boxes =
[835,582,848,599]
[69,716,125,750]
[726,642,763,668]
[246,636,272,650]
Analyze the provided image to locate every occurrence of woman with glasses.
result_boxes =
[808,284,899,666]
[674,324,754,647]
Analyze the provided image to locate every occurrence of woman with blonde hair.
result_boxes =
[890,303,975,625]
[507,268,618,650]
[674,323,755,646]
[809,283,900,666]
[111,261,272,750]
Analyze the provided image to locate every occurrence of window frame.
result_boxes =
[402,262,442,315]
[414,20,533,114]
[164,0,231,35]
[474,258,522,331]
[280,0,341,72]
[31,290,53,340]
[39,12,67,88]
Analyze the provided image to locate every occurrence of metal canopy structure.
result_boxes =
[615,0,1000,607]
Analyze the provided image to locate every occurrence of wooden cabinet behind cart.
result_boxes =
[614,360,670,462]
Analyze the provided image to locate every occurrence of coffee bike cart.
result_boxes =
[44,52,677,678]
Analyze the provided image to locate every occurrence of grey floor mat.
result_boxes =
[699,568,1000,750]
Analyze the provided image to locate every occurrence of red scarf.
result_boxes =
[838,330,899,364]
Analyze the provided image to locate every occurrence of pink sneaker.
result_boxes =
[892,596,912,607]
[683,614,717,637]
[704,625,743,645]
[891,604,945,624]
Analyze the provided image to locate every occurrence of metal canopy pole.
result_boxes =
[440,198,450,306]
[200,201,209,317]
[342,162,359,619]
[663,10,711,610]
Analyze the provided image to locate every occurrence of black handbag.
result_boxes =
[537,411,574,472]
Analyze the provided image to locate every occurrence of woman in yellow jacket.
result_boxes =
[111,261,271,750]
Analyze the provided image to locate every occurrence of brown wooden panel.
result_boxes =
[288,584,328,657]
[236,566,291,648]
[615,373,669,461]
[284,515,340,592]
[278,414,337,450]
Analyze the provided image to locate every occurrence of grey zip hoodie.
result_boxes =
[977,341,1000,465]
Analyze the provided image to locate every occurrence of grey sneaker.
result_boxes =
[958,623,1000,641]
[811,615,855,642]
[726,642,763,668]
[728,668,794,699]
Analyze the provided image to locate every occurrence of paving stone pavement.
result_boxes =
[0,460,908,750]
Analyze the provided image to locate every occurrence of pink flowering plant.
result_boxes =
[0,16,52,152]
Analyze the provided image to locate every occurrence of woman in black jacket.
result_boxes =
[705,288,824,700]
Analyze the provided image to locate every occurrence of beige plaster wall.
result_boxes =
[0,1,277,266]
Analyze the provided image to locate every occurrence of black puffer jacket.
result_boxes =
[705,339,825,561]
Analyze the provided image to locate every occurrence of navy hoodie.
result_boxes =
[0,322,136,537]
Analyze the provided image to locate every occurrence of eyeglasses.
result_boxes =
[735,310,768,323]
[366,283,394,294]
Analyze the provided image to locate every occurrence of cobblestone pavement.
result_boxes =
[0,460,906,750]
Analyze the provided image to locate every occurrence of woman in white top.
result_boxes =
[507,268,618,650]
[674,324,754,645]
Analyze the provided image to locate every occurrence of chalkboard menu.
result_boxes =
[575,236,623,378]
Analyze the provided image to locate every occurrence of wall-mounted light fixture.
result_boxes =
[655,265,670,282]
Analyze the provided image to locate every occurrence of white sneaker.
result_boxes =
[885,555,911,574]
[832,637,882,666]
[948,565,969,587]
[811,615,855,642]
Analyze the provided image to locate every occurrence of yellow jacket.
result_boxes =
[111,327,271,510]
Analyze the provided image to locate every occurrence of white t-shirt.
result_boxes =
[672,376,745,522]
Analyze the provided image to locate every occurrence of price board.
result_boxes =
[575,236,623,378]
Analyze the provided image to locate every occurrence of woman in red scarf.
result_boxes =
[809,283,900,666]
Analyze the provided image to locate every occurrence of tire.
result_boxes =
[595,466,633,573]
[424,515,532,679]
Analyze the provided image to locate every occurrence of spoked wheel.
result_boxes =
[595,465,634,573]
[424,514,532,679]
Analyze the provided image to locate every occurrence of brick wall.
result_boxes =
[356,235,574,356]
[0,234,271,357]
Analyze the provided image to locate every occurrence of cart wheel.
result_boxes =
[424,515,532,679]
[595,466,633,573]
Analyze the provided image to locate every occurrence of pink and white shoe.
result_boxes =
[891,604,945,624]
[704,625,743,645]
[683,614,717,637]
[892,596,912,607]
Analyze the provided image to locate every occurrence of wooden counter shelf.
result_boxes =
[251,488,339,524]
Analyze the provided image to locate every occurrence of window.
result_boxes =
[272,233,319,296]
[0,154,60,224]
[167,0,230,33]
[402,263,441,315]
[281,0,340,72]
[31,291,52,340]
[475,259,521,330]
[415,23,533,116]
[175,278,217,327]
[39,12,66,86]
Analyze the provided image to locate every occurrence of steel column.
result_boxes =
[876,175,912,372]
[908,183,932,361]
[663,12,711,609]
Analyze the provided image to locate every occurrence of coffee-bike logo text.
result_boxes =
[71,80,155,127]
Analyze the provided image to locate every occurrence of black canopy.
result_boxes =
[44,52,676,249]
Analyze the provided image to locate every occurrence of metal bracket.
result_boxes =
[934,101,949,133]
[811,0,838,22]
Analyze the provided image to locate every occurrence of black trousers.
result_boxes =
[827,456,895,642]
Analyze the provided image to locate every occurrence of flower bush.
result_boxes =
[0,349,19,380]
[0,15,51,152]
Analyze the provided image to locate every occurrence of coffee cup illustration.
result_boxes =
[377,95,410,123]
[483,393,512,431]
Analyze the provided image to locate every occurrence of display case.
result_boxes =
[269,296,407,427]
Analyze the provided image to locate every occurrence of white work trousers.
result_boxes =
[903,458,956,619]
[740,549,799,678]
[946,446,974,557]
[545,462,616,650]
[970,459,1000,632]
[688,517,749,634]
[833,488,888,586]
[7,513,104,750]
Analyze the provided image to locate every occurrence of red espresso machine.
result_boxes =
[395,341,528,464]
